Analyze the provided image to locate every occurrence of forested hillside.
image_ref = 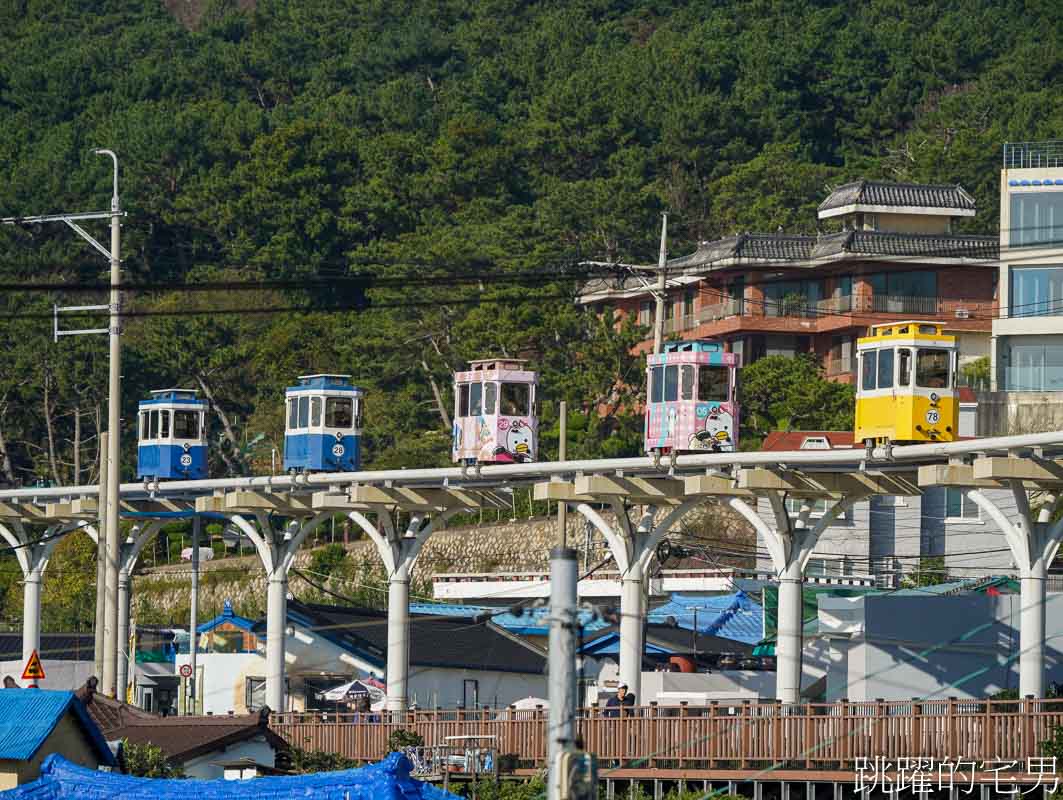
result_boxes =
[1,0,1061,484]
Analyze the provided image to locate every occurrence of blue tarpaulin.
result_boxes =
[0,751,459,800]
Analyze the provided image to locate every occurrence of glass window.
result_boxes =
[786,497,829,516]
[649,367,663,403]
[945,487,979,520]
[898,348,912,387]
[861,350,878,391]
[916,349,949,388]
[288,399,297,429]
[877,347,895,389]
[353,399,363,429]
[297,396,310,428]
[500,383,529,416]
[1010,266,1063,317]
[698,366,728,401]
[149,411,159,439]
[173,411,199,439]
[484,383,497,415]
[684,289,696,318]
[159,410,170,438]
[664,298,675,320]
[325,397,353,429]
[888,271,937,297]
[1010,192,1063,247]
[139,412,147,440]
[310,396,322,427]
[680,365,695,400]
[469,383,483,416]
[663,365,679,402]
[639,301,652,326]
[458,384,469,417]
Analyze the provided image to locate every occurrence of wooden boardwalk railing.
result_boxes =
[271,698,1063,773]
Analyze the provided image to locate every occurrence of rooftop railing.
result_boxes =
[1004,140,1063,169]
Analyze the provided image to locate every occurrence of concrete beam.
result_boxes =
[738,469,921,496]
[0,502,56,521]
[972,457,1063,485]
[532,482,594,504]
[71,498,194,517]
[682,475,753,498]
[194,495,227,514]
[223,491,316,515]
[43,501,93,520]
[311,492,372,511]
[573,475,685,503]
[348,485,487,511]
[918,464,1004,489]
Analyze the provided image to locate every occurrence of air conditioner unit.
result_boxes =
[954,309,970,319]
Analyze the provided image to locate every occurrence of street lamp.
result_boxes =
[1,149,125,697]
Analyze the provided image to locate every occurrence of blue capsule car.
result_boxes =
[283,374,363,472]
[137,389,209,480]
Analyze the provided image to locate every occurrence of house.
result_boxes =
[811,586,1063,701]
[580,180,997,382]
[175,599,261,715]
[0,689,116,789]
[982,139,1063,433]
[77,678,286,780]
[175,600,549,714]
[752,431,1017,585]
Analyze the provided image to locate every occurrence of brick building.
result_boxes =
[581,181,999,383]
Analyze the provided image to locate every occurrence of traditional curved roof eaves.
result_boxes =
[818,180,977,216]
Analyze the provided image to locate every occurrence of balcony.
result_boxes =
[697,298,743,322]
[869,294,939,315]
[1004,140,1063,169]
[1004,366,1063,392]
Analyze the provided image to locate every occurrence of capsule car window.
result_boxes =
[877,348,894,389]
[664,365,679,402]
[898,349,912,387]
[458,384,470,417]
[159,410,170,438]
[470,383,483,416]
[326,397,353,429]
[297,396,310,428]
[173,411,199,439]
[484,383,497,415]
[288,399,297,429]
[916,349,949,388]
[500,383,529,416]
[861,350,877,391]
[680,365,695,401]
[650,367,663,403]
[699,366,728,402]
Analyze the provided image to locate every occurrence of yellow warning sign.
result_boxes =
[21,649,45,681]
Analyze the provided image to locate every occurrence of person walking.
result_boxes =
[604,684,635,717]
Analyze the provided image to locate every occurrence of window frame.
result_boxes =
[457,383,470,417]
[679,365,695,401]
[649,367,663,404]
[172,409,200,440]
[663,365,679,402]
[484,383,497,415]
[500,382,530,417]
[916,348,951,389]
[944,487,981,523]
[861,349,878,391]
[698,365,729,402]
[325,396,354,430]
[310,396,322,428]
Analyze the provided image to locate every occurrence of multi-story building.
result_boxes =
[581,181,999,382]
[982,141,1063,433]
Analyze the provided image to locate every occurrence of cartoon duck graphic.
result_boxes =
[494,421,533,463]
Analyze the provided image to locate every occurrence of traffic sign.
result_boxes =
[21,649,45,681]
[179,663,192,678]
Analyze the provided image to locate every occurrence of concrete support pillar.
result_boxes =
[386,568,411,712]
[619,570,646,695]
[353,506,470,713]
[968,486,1063,699]
[729,492,864,704]
[116,570,130,700]
[575,498,704,704]
[21,570,42,686]
[265,573,288,712]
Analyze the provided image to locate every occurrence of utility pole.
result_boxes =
[2,149,125,698]
[188,515,200,714]
[547,547,578,800]
[557,401,567,547]
[93,432,108,680]
[652,213,668,354]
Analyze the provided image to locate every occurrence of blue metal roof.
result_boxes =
[647,591,764,645]
[408,602,611,637]
[286,374,362,393]
[1,751,456,799]
[664,339,723,354]
[196,599,258,635]
[579,633,672,656]
[0,690,115,765]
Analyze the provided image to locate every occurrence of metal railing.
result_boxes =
[697,298,743,322]
[271,698,1063,772]
[1005,140,1063,169]
[870,294,939,315]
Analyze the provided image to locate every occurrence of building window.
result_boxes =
[1002,337,1063,391]
[638,301,652,326]
[764,279,823,317]
[868,271,938,314]
[684,289,697,318]
[944,488,979,521]
[1010,266,1063,317]
[786,497,829,517]
[1010,191,1063,247]
[246,677,266,712]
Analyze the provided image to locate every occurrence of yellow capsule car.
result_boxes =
[854,321,958,447]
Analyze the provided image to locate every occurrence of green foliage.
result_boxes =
[738,355,855,447]
[387,729,424,752]
[459,778,546,799]
[901,556,949,589]
[960,356,991,390]
[122,740,186,778]
[288,745,361,774]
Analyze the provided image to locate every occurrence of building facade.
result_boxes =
[581,181,998,383]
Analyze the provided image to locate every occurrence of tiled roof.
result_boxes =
[818,181,976,212]
[0,689,115,765]
[0,632,94,662]
[761,431,857,451]
[668,234,816,269]
[78,679,284,763]
[279,601,547,675]
[811,230,997,260]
